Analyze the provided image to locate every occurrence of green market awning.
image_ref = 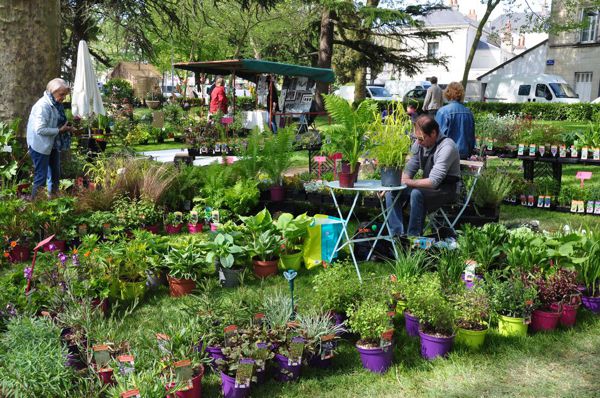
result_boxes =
[174,59,335,83]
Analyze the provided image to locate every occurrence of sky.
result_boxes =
[412,0,549,21]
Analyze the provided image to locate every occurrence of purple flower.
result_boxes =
[71,254,80,266]
[23,267,32,280]
[48,243,57,252]
[58,252,67,265]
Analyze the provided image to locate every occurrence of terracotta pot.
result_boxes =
[168,276,196,297]
[252,257,279,278]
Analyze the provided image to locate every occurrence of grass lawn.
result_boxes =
[110,261,600,398]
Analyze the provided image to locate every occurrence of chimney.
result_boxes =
[449,0,459,11]
[467,9,477,21]
[516,34,526,49]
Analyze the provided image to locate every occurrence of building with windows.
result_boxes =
[545,1,600,101]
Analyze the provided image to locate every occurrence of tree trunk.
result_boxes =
[461,0,498,88]
[0,0,61,135]
[315,7,334,112]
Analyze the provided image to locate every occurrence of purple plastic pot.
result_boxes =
[220,371,250,398]
[582,295,600,314]
[530,309,560,332]
[274,353,301,382]
[308,353,333,369]
[419,330,454,360]
[356,343,393,373]
[206,345,226,370]
[404,311,420,337]
[461,273,482,289]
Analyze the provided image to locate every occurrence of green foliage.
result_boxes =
[163,237,212,280]
[223,178,260,215]
[311,262,362,314]
[275,212,312,254]
[261,127,295,186]
[466,102,600,122]
[453,286,490,330]
[368,102,412,168]
[473,167,513,208]
[246,230,282,261]
[0,317,76,397]
[104,78,134,103]
[347,298,390,344]
[406,273,455,336]
[577,231,600,296]
[113,196,163,229]
[205,233,245,269]
[487,273,538,318]
[321,94,379,172]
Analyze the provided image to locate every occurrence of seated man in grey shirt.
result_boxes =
[385,114,461,236]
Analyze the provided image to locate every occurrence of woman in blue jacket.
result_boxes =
[26,78,74,198]
[435,82,475,159]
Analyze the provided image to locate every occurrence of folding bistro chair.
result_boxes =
[428,159,485,237]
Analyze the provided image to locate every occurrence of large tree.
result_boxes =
[0,0,61,134]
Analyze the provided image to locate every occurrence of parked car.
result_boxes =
[333,85,393,102]
[482,74,580,104]
[162,85,183,99]
[385,80,432,100]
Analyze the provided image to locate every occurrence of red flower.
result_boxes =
[3,251,9,258]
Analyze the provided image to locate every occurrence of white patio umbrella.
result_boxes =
[71,40,105,118]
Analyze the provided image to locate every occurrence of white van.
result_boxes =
[385,80,432,100]
[333,85,393,102]
[482,74,580,104]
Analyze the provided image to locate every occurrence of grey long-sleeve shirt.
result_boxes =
[404,135,461,189]
[423,84,443,111]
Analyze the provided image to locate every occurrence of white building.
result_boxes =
[374,0,544,85]
[477,39,548,84]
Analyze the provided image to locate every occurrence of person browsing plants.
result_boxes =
[384,114,460,237]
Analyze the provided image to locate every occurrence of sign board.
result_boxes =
[576,171,592,187]
[152,111,164,128]
[546,59,555,65]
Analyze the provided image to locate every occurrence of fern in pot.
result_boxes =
[261,127,295,202]
[368,103,412,187]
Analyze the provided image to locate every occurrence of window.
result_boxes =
[427,42,439,59]
[580,9,599,43]
[536,84,551,98]
[518,85,531,96]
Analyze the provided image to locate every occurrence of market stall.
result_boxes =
[173,59,335,132]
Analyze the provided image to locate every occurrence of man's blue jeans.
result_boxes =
[29,147,60,197]
[385,185,456,237]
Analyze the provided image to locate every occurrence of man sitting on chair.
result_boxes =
[385,114,461,237]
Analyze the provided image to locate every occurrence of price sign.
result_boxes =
[576,171,592,188]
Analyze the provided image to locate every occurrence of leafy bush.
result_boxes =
[0,317,76,397]
[347,298,390,344]
[104,78,134,104]
[487,273,538,318]
[453,286,490,330]
[312,262,362,314]
[406,273,455,336]
[472,168,513,209]
[466,102,600,122]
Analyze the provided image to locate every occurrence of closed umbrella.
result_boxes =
[71,40,105,118]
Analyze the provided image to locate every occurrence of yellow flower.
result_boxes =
[72,248,78,254]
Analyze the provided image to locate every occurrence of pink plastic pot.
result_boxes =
[187,223,203,234]
[144,224,161,234]
[549,302,579,327]
[165,224,183,234]
[98,368,115,385]
[9,244,30,262]
[270,185,285,202]
[166,366,204,398]
[43,240,66,252]
[530,309,560,332]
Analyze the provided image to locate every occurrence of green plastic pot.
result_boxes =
[456,326,488,350]
[497,315,528,337]
[279,251,303,271]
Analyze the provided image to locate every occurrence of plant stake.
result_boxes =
[283,269,297,320]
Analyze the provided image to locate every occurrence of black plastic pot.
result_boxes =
[220,266,243,288]
[381,167,402,187]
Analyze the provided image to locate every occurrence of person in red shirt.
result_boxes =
[209,77,228,115]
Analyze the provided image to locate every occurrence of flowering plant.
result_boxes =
[487,272,538,319]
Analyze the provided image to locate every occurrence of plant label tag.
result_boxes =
[287,321,300,330]
[595,201,600,214]
[211,209,220,223]
[539,145,546,157]
[537,196,544,207]
[214,144,221,153]
[380,329,394,346]
[254,313,265,326]
[189,211,198,225]
[529,144,536,157]
[545,196,551,208]
[102,223,111,236]
[218,268,225,282]
[576,200,584,213]
[520,194,527,206]
[486,139,494,150]
[571,145,578,158]
[93,345,111,367]
[551,145,558,157]
[594,148,600,160]
[288,340,304,366]
[224,325,238,347]
[1,145,12,153]
[587,201,595,214]
[320,335,336,360]
[559,145,567,157]
[117,355,135,376]
[174,359,193,381]
[570,200,578,213]
[120,390,140,398]
[156,333,171,355]
[464,260,476,281]
[582,147,589,160]
[527,195,535,207]
[517,144,525,156]
[235,359,254,388]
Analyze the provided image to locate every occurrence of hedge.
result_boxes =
[374,101,600,122]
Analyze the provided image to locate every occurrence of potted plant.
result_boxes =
[408,273,456,360]
[163,238,209,297]
[240,209,281,278]
[145,91,162,109]
[205,233,246,288]
[297,308,344,368]
[488,273,538,337]
[368,103,412,186]
[547,268,581,327]
[164,211,183,235]
[578,235,600,314]
[186,210,203,234]
[321,94,378,188]
[453,285,490,350]
[347,297,394,373]
[261,127,295,202]
[103,240,151,301]
[275,212,312,271]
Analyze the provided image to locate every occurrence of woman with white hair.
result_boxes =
[26,78,74,198]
